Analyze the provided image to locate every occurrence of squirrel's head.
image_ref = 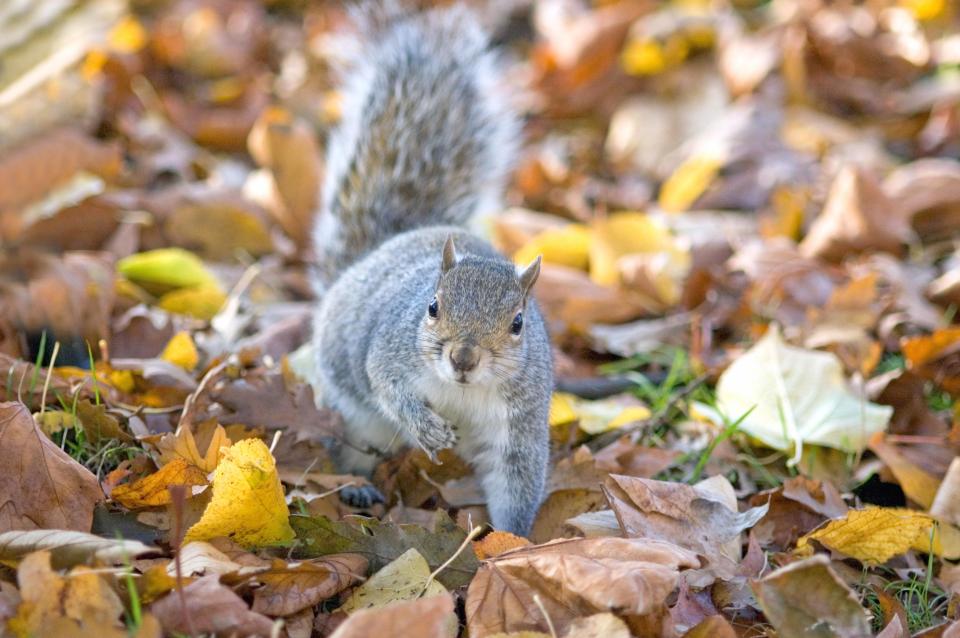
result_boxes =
[418,236,541,386]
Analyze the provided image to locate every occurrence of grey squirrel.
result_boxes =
[311,4,552,536]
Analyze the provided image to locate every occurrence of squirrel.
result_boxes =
[311,4,552,536]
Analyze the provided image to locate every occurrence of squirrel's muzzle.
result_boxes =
[450,343,480,373]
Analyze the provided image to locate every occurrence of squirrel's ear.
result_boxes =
[518,255,542,297]
[442,236,458,273]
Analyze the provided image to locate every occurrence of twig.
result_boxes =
[168,485,197,638]
[38,342,60,415]
[269,429,282,454]
[417,524,483,598]
[177,359,229,431]
[533,594,557,638]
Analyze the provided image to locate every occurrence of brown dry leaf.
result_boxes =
[0,127,121,213]
[684,615,738,638]
[563,613,631,638]
[603,474,768,583]
[750,477,846,551]
[752,555,871,638]
[156,422,231,473]
[239,555,367,617]
[150,574,275,637]
[329,593,457,638]
[594,435,682,478]
[111,459,209,509]
[800,166,914,262]
[8,551,126,638]
[247,107,320,249]
[465,536,699,638]
[211,371,342,446]
[0,402,103,532]
[165,198,274,260]
[868,431,941,509]
[535,263,652,330]
[884,158,960,244]
[902,328,960,396]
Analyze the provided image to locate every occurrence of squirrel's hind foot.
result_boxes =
[339,484,385,509]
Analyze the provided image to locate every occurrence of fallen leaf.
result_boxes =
[0,530,155,569]
[111,459,209,509]
[117,248,220,295]
[931,458,960,527]
[749,477,847,551]
[514,224,591,271]
[589,212,690,309]
[0,402,103,532]
[75,399,133,444]
[603,474,767,583]
[716,325,892,464]
[8,551,126,638]
[157,285,227,321]
[868,431,941,509]
[329,593,456,638]
[164,199,274,260]
[339,548,444,612]
[184,438,295,547]
[658,154,723,213]
[150,574,274,637]
[797,507,960,563]
[156,421,231,473]
[683,615,738,638]
[474,531,532,560]
[562,613,631,638]
[239,554,366,616]
[466,536,698,637]
[291,511,479,589]
[902,328,960,396]
[800,166,914,262]
[752,555,871,638]
[159,331,199,372]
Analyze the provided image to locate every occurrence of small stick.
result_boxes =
[417,524,483,598]
[269,429,282,454]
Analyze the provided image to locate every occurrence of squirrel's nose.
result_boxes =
[450,344,480,372]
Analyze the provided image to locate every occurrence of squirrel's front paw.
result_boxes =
[414,410,457,461]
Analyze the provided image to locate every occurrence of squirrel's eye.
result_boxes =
[428,296,439,319]
[510,312,523,335]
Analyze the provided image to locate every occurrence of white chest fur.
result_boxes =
[413,373,511,463]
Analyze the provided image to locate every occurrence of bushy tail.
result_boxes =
[312,4,519,284]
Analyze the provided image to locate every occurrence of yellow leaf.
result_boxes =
[111,459,209,509]
[900,0,946,20]
[157,423,231,475]
[108,16,147,54]
[339,548,447,613]
[549,393,578,427]
[118,248,220,294]
[550,393,651,435]
[658,155,723,213]
[622,36,688,76]
[797,507,945,564]
[607,406,653,430]
[107,369,136,393]
[514,225,591,271]
[589,212,688,292]
[184,438,295,548]
[161,331,199,371]
[158,286,227,321]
